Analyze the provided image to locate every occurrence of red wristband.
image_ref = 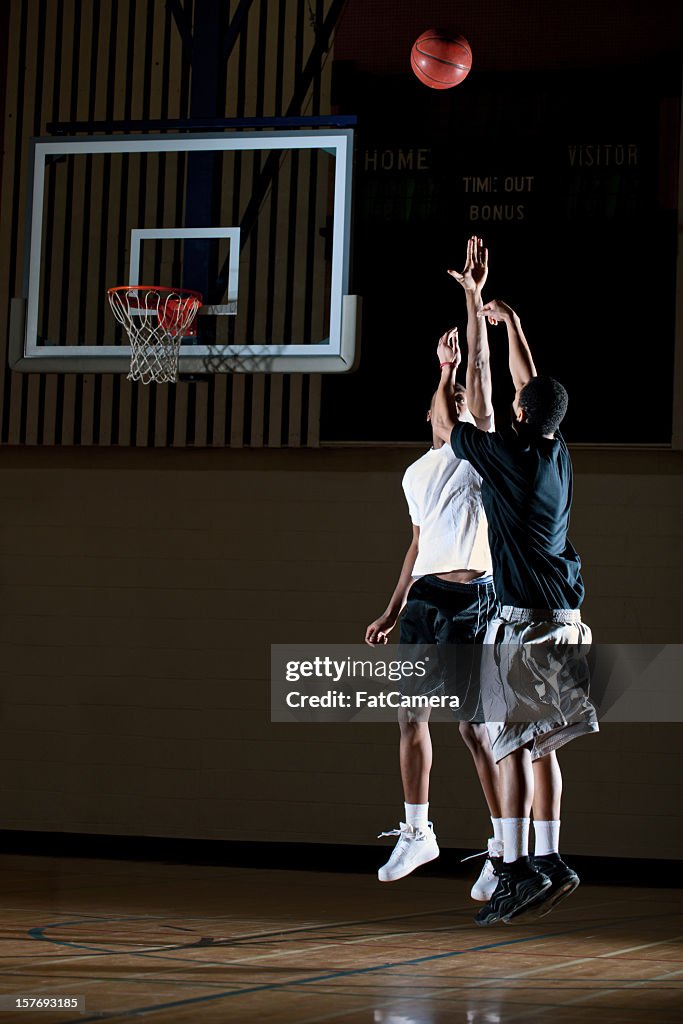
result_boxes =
[440,361,456,368]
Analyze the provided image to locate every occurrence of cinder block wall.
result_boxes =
[0,446,681,858]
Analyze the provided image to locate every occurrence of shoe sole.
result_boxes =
[501,878,553,923]
[530,877,580,918]
[475,878,552,927]
[475,909,505,926]
[377,848,439,882]
[506,876,580,922]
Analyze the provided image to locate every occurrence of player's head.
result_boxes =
[428,381,468,424]
[513,375,568,436]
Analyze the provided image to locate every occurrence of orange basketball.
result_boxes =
[410,30,472,90]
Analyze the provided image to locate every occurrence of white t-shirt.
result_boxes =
[402,433,492,578]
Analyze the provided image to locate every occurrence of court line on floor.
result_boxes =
[5,897,669,985]
[16,890,634,962]
[475,933,683,1024]
[56,915,683,1024]
[524,963,683,1016]
[11,895,642,975]
[128,900,683,973]
[266,958,683,1024]
[12,906,476,967]
[201,929,683,1024]
[287,934,683,1024]
[15,883,664,952]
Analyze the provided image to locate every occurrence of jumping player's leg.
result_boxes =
[400,710,432,806]
[377,577,441,882]
[459,722,506,900]
[497,750,563,860]
[532,750,562,854]
[459,722,501,820]
[529,751,580,914]
[431,579,502,899]
[378,706,439,881]
[475,610,596,924]
[474,745,551,925]
[532,749,561,820]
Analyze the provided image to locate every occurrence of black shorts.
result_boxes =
[398,576,497,714]
[399,576,496,646]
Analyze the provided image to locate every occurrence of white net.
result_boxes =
[108,287,202,384]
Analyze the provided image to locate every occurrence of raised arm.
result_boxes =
[448,236,492,427]
[478,298,537,391]
[365,525,419,645]
[431,328,460,444]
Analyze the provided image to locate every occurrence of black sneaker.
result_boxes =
[528,853,580,917]
[474,856,552,926]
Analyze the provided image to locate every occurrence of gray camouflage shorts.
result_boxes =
[482,606,599,761]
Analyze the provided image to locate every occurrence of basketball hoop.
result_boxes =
[107,286,202,384]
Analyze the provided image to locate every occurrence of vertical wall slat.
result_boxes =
[288,373,302,446]
[25,0,56,445]
[154,385,170,447]
[99,374,114,446]
[7,0,41,444]
[80,375,96,445]
[6,374,23,444]
[135,384,151,447]
[60,375,77,445]
[42,375,58,445]
[229,374,245,447]
[306,374,321,447]
[117,377,133,446]
[25,378,40,444]
[268,375,283,447]
[211,374,228,446]
[193,383,209,447]
[250,374,265,447]
[172,382,189,447]
[0,0,25,441]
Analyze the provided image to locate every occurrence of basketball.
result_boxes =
[410,30,472,90]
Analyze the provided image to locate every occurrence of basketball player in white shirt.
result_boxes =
[365,238,503,900]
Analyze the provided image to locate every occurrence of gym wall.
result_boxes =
[0,446,682,859]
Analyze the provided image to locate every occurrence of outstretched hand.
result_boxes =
[437,327,460,370]
[478,298,515,326]
[448,235,488,293]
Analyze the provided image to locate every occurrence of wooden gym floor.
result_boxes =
[1,854,682,1023]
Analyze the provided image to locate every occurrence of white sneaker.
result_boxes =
[468,838,504,901]
[377,821,439,882]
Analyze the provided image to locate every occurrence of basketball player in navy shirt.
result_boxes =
[432,297,598,925]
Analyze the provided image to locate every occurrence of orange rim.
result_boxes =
[108,285,203,302]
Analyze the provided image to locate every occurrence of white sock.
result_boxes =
[502,817,530,863]
[491,817,504,843]
[405,802,429,830]
[534,819,560,856]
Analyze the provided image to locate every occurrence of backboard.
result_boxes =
[12,128,357,375]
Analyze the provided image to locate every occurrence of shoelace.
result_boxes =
[461,840,504,865]
[460,848,489,864]
[377,823,426,841]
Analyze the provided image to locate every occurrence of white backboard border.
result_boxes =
[14,130,358,374]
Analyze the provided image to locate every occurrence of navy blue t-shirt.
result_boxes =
[450,421,584,610]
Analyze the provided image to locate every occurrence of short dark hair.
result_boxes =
[518,376,568,435]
